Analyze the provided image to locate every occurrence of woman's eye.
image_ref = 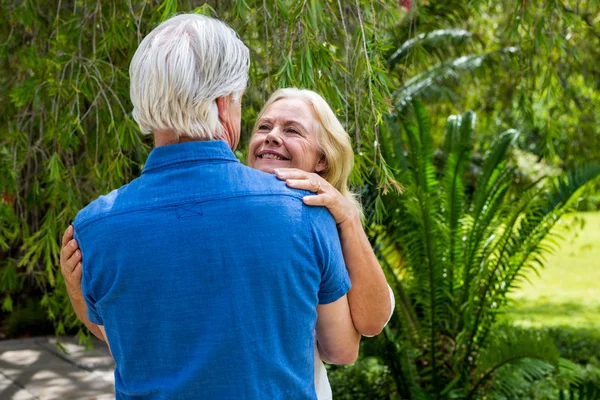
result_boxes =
[258,124,270,131]
[286,128,300,135]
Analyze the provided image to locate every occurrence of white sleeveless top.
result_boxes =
[314,342,333,400]
[314,285,395,399]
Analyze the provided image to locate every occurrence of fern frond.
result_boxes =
[394,47,519,108]
[458,129,519,327]
[382,327,431,400]
[396,100,451,394]
[388,29,475,69]
[439,112,475,304]
[467,327,560,399]
[505,163,600,294]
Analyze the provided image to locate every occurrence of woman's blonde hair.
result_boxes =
[254,88,362,215]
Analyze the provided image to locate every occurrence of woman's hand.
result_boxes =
[274,168,358,227]
[60,226,106,342]
[60,225,83,299]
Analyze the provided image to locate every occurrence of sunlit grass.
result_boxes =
[503,212,600,329]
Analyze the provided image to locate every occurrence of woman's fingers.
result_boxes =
[60,225,77,266]
[277,168,355,224]
[303,193,334,206]
[61,238,79,264]
[63,249,82,275]
[59,225,84,296]
[286,178,325,193]
[274,168,311,180]
[63,260,83,298]
[72,262,82,281]
[276,169,328,194]
[61,225,74,248]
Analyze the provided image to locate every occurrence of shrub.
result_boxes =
[328,357,400,400]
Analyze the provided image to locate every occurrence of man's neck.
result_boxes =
[153,129,235,149]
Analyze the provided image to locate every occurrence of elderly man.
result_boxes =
[62,14,359,399]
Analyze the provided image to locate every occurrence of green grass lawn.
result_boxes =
[503,212,600,329]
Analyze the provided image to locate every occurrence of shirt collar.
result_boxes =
[142,140,239,173]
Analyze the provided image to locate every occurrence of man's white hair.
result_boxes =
[130,14,250,140]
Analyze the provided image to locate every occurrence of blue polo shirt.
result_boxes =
[73,140,350,399]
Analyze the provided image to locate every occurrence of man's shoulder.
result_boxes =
[303,204,338,234]
[225,165,336,220]
[231,164,308,200]
[72,180,137,233]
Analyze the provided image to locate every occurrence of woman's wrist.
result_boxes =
[336,212,361,231]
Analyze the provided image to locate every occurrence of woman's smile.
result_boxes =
[256,149,290,161]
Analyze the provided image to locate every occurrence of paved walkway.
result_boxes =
[0,337,115,399]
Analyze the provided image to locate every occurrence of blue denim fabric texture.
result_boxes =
[73,140,351,400]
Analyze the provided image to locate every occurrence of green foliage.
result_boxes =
[560,378,600,400]
[3,298,54,338]
[327,357,400,400]
[394,46,519,109]
[481,357,600,400]
[371,101,600,399]
[441,0,600,169]
[326,337,600,400]
[548,328,600,367]
[470,327,560,399]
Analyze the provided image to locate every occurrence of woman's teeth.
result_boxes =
[259,154,286,160]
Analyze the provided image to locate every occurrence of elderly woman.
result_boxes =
[61,88,393,399]
[248,88,395,399]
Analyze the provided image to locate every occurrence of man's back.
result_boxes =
[73,141,350,399]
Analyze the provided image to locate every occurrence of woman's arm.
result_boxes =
[316,295,361,364]
[60,225,106,342]
[336,214,392,335]
[275,168,392,336]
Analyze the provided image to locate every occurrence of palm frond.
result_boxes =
[458,129,519,326]
[556,358,600,400]
[382,327,431,400]
[394,47,519,108]
[467,327,560,399]
[439,112,475,302]
[380,114,408,173]
[401,101,438,195]
[560,382,600,400]
[504,163,600,294]
[464,190,539,362]
[396,100,450,394]
[373,231,421,344]
[388,29,475,69]
[482,358,555,399]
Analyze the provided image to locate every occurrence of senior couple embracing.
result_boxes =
[60,13,394,399]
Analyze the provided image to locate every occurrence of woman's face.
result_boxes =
[248,98,327,174]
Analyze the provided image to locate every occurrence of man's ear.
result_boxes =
[216,96,229,122]
[216,95,240,151]
[315,154,328,173]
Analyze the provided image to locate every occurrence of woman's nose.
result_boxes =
[265,130,282,145]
